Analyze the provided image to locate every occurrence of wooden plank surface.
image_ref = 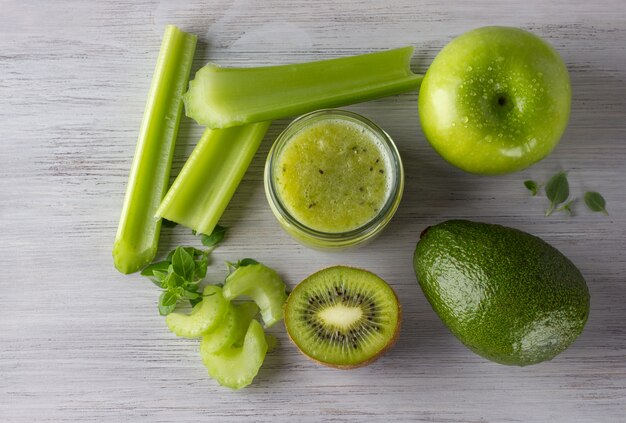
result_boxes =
[1,0,625,421]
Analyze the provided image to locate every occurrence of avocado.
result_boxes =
[413,220,589,366]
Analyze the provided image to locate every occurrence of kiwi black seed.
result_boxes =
[284,266,401,369]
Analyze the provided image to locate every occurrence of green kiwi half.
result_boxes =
[284,266,401,369]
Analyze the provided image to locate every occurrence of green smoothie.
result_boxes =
[274,119,392,233]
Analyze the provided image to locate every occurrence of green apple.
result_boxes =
[418,26,571,174]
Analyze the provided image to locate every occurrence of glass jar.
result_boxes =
[264,109,404,249]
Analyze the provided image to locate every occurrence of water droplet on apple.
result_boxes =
[461,116,469,123]
[488,66,492,71]
[498,133,503,137]
[466,65,473,71]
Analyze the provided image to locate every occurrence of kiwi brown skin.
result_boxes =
[284,265,402,370]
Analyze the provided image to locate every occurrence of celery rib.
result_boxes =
[113,25,197,274]
[156,122,271,235]
[183,47,422,128]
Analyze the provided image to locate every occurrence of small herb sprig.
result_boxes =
[524,171,608,217]
[141,225,228,315]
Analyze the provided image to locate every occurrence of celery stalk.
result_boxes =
[183,47,422,128]
[156,122,271,235]
[113,25,197,274]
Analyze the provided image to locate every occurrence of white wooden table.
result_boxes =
[1,1,625,421]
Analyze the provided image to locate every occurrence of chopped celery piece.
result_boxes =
[223,263,288,328]
[201,302,259,354]
[165,285,229,339]
[113,25,197,274]
[156,122,270,235]
[184,47,422,128]
[201,320,268,390]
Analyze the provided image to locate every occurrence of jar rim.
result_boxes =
[264,109,404,247]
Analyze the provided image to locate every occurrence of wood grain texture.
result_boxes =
[1,0,625,421]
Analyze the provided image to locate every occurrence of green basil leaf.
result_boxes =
[584,191,608,215]
[199,225,228,247]
[141,261,170,277]
[158,302,177,316]
[164,272,185,289]
[140,261,171,287]
[152,270,169,282]
[545,171,569,216]
[166,246,207,263]
[152,270,168,280]
[193,256,208,281]
[172,247,195,280]
[147,270,168,288]
[158,291,179,315]
[524,180,539,196]
[161,290,179,306]
[181,290,200,300]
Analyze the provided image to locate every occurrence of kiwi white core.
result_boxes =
[318,304,363,329]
